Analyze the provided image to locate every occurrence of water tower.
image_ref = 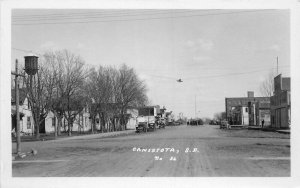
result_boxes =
[24,53,39,88]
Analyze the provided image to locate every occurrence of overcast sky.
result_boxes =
[11,9,290,119]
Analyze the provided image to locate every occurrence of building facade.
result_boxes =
[11,88,92,135]
[270,74,291,129]
[44,108,92,134]
[126,108,139,130]
[225,91,270,126]
[11,88,35,135]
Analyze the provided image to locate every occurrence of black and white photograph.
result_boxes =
[1,0,300,187]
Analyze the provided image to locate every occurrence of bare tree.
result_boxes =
[45,50,87,136]
[85,66,115,133]
[86,64,148,132]
[114,64,148,130]
[259,72,275,97]
[22,57,56,139]
[42,51,66,137]
[61,50,87,136]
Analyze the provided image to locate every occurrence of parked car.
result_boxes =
[220,120,230,129]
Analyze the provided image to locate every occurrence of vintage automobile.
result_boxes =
[157,117,166,129]
[136,106,160,132]
[220,120,231,129]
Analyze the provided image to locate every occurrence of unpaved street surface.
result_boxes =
[12,125,290,177]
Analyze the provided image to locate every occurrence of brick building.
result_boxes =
[225,91,270,126]
[270,74,291,129]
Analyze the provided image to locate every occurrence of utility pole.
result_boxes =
[277,56,279,75]
[11,59,25,155]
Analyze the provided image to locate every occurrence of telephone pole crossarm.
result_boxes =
[11,71,25,77]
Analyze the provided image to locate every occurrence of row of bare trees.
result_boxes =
[20,50,148,138]
[85,64,148,134]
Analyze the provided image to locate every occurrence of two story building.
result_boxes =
[11,88,34,135]
[270,74,291,129]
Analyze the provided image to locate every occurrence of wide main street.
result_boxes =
[12,125,290,177]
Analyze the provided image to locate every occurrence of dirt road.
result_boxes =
[12,125,290,177]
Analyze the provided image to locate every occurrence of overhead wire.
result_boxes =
[12,47,43,56]
[12,9,197,18]
[12,47,290,80]
[143,66,290,81]
[12,9,215,21]
[12,9,273,26]
[185,67,290,80]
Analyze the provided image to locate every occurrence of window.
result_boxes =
[85,117,88,127]
[27,117,31,129]
[245,108,248,112]
[52,117,56,127]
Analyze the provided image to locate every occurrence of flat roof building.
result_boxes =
[225,91,270,126]
[270,74,291,129]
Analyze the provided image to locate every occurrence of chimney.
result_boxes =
[247,91,254,98]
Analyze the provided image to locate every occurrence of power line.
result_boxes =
[12,48,43,56]
[137,64,289,72]
[12,47,290,80]
[185,67,290,80]
[12,10,272,26]
[144,66,289,80]
[12,9,188,18]
[12,9,214,21]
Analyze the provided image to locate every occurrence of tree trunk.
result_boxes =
[54,119,57,139]
[34,112,40,139]
[57,116,62,136]
[91,116,94,134]
[101,113,105,133]
[78,119,81,134]
[63,119,67,133]
[68,119,72,136]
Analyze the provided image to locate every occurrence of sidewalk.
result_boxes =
[12,129,136,143]
[276,129,290,134]
[245,126,290,134]
[49,129,136,142]
[260,127,290,134]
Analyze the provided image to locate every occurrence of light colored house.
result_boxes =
[44,107,92,134]
[11,88,34,135]
[126,108,138,130]
[12,88,92,135]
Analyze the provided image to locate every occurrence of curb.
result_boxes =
[275,130,290,134]
[49,130,136,142]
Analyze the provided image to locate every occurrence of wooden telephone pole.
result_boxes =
[277,56,278,75]
[11,59,25,155]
